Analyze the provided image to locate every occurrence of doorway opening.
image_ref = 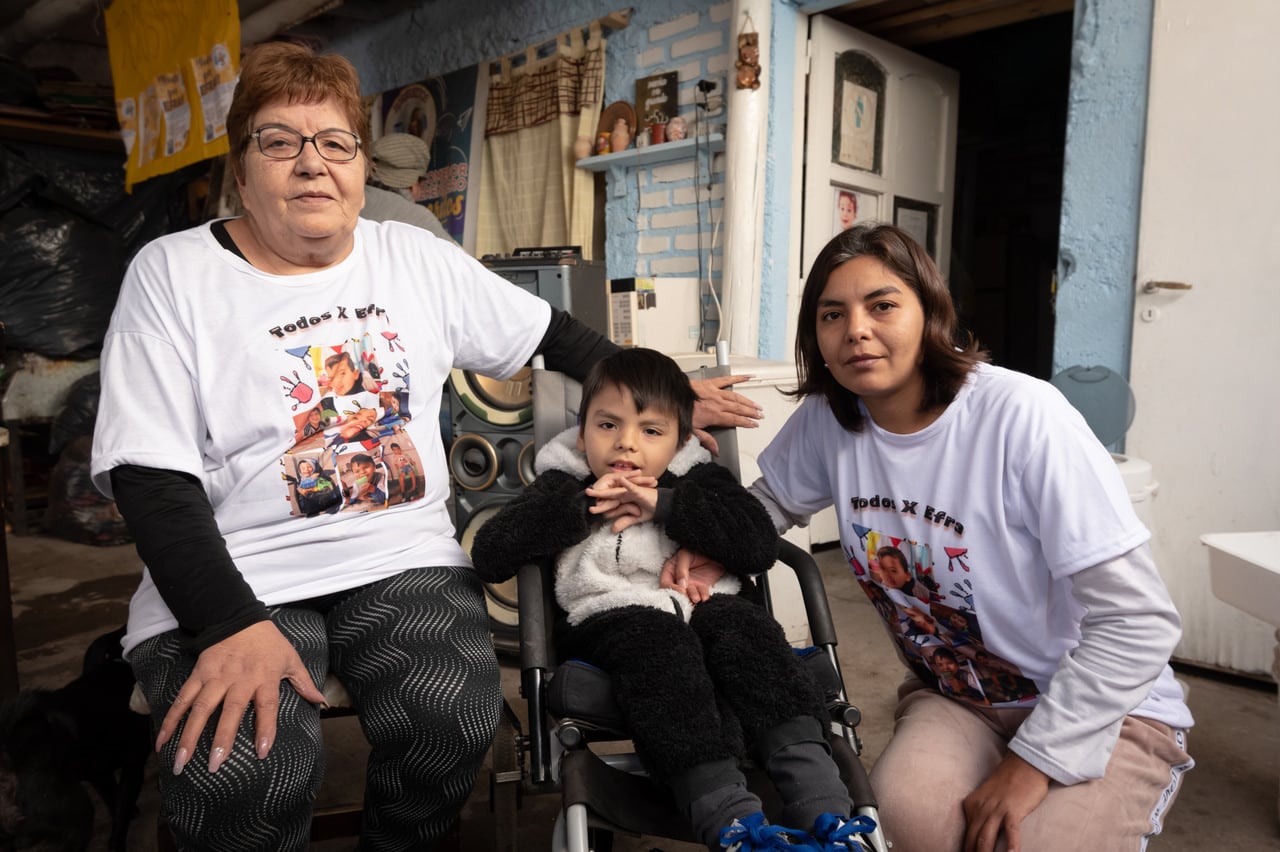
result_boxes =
[825,9,1075,379]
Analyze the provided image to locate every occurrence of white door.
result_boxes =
[1128,0,1280,675]
[801,15,958,300]
[797,15,959,543]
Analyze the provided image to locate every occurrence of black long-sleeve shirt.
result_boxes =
[110,306,620,651]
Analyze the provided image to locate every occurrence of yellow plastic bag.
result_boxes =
[105,0,240,191]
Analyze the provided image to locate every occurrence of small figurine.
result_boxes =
[666,115,687,142]
[736,31,761,90]
[610,117,632,153]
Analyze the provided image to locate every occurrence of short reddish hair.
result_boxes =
[225,41,370,183]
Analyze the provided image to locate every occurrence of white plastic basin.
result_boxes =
[1202,531,1280,627]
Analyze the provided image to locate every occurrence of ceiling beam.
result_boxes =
[881,0,1073,45]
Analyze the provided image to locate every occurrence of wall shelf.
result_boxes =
[577,133,725,196]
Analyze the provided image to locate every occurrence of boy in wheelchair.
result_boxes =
[472,348,875,851]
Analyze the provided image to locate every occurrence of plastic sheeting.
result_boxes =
[0,142,199,357]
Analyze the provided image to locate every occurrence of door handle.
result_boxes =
[1142,280,1193,294]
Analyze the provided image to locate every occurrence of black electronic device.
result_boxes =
[448,251,608,650]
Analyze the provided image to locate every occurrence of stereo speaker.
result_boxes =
[450,254,607,649]
[447,370,536,652]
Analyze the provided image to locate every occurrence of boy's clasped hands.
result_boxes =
[586,470,726,605]
[585,470,658,532]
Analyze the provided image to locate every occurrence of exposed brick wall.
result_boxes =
[608,1,731,342]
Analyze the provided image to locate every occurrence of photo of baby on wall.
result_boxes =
[832,186,876,235]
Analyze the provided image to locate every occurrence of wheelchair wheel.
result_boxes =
[490,703,521,852]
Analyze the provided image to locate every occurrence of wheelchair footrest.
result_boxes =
[561,748,699,843]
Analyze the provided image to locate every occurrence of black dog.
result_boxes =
[0,626,151,852]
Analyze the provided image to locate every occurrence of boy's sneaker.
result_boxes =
[809,813,877,851]
[719,812,821,851]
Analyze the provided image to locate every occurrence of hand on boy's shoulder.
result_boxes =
[689,374,764,456]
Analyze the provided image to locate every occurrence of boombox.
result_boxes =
[449,250,608,648]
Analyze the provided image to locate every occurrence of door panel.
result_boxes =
[1129,0,1280,674]
[798,15,959,545]
[802,15,958,285]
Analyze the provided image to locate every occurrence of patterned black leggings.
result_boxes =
[130,566,502,852]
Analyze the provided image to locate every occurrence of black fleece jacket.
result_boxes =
[469,461,779,586]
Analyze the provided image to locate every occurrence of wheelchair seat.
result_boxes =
[489,359,888,852]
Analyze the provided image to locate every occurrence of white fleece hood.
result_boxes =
[536,427,740,625]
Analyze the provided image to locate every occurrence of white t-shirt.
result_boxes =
[91,218,550,654]
[756,363,1192,730]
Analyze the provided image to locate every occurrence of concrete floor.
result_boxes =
[7,531,1280,851]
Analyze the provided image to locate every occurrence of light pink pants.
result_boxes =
[868,681,1193,852]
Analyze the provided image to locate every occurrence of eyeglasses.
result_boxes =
[250,124,362,162]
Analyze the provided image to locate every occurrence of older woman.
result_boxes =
[739,224,1195,852]
[91,42,760,852]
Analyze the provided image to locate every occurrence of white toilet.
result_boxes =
[1050,365,1155,522]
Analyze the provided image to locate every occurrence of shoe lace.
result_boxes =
[812,813,877,849]
[720,812,819,850]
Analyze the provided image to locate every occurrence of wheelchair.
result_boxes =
[486,358,889,852]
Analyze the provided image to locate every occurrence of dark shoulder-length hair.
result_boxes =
[225,41,371,183]
[790,223,988,432]
[579,348,697,443]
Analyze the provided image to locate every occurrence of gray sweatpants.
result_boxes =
[131,565,502,852]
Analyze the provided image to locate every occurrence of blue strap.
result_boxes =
[812,813,877,848]
[719,812,821,850]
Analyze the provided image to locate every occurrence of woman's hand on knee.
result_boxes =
[961,753,1049,852]
[157,621,326,775]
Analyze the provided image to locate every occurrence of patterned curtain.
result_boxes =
[476,24,605,259]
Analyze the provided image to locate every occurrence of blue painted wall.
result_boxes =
[1054,0,1153,379]
[330,0,727,282]
[332,0,1154,378]
[759,2,802,361]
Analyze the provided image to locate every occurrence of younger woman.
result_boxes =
[746,224,1194,852]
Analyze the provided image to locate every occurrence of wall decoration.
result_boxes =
[736,31,761,90]
[104,0,239,190]
[893,196,938,259]
[635,71,679,135]
[832,50,886,174]
[832,186,877,235]
[378,64,483,247]
[597,100,636,153]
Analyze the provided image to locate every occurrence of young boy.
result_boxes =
[471,348,873,852]
[344,453,386,509]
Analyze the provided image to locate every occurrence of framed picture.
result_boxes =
[893,196,937,259]
[635,71,679,129]
[832,50,886,173]
[832,186,878,235]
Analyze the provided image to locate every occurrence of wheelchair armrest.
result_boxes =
[516,560,557,672]
[516,559,557,785]
[777,538,839,648]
